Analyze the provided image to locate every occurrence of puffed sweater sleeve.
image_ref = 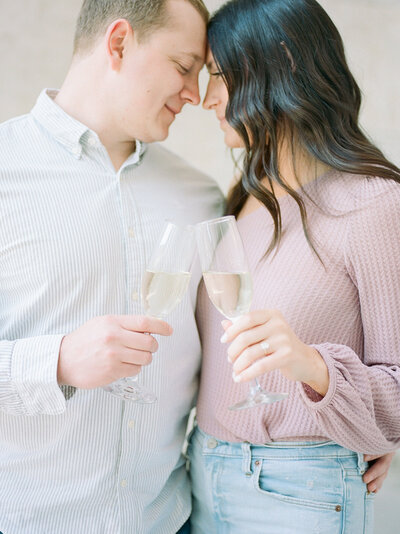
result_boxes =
[297,184,400,455]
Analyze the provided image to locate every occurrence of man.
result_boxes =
[0,1,223,532]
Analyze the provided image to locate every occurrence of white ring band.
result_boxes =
[260,341,270,355]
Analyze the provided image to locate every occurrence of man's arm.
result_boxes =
[0,315,172,416]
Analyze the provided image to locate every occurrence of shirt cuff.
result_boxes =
[11,334,68,415]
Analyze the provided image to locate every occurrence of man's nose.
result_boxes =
[181,77,201,106]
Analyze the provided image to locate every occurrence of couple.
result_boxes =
[0,0,399,533]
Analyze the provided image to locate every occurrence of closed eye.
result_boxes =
[175,62,191,74]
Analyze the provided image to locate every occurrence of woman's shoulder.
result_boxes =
[343,173,400,209]
[310,171,400,214]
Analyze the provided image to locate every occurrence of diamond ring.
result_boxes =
[260,341,270,355]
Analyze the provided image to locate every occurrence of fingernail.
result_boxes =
[369,485,376,493]
[232,372,241,383]
[220,333,228,343]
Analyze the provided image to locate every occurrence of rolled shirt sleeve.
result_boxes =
[0,334,70,415]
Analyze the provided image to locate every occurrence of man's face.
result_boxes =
[112,0,207,143]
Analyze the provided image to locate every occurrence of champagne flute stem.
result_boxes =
[249,378,262,397]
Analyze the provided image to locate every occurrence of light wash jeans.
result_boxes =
[188,427,374,534]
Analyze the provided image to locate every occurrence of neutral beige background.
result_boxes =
[0,1,399,532]
[0,0,399,191]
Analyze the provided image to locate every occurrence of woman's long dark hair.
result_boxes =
[208,0,400,254]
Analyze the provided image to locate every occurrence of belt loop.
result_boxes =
[357,452,366,474]
[241,442,252,477]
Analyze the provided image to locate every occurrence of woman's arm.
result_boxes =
[223,185,400,455]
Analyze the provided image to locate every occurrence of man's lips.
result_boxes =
[165,105,180,116]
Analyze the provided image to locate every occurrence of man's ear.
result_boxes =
[105,19,133,70]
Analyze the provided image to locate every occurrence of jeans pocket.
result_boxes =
[253,459,343,513]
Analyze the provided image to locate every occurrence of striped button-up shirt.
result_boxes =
[0,89,224,534]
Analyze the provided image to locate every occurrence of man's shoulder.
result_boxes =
[0,113,35,159]
[144,143,216,182]
[144,143,224,194]
[141,143,225,219]
[0,113,32,138]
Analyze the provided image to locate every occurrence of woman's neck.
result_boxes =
[237,144,331,219]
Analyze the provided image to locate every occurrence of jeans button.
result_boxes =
[207,438,218,449]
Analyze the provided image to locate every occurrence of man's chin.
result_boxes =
[141,126,170,144]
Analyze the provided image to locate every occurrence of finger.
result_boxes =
[364,454,381,462]
[232,338,275,374]
[119,348,153,367]
[233,350,285,383]
[363,454,394,484]
[120,330,159,353]
[365,451,396,464]
[221,310,276,343]
[221,320,232,331]
[119,315,173,336]
[227,323,273,363]
[117,362,142,379]
[366,473,387,494]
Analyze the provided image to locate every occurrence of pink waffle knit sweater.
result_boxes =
[195,171,400,455]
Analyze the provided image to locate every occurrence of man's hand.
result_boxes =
[363,452,396,493]
[57,315,173,388]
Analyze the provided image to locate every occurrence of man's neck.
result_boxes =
[55,58,136,172]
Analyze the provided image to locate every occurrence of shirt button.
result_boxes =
[131,291,139,302]
[88,137,97,147]
[128,420,135,429]
[128,227,135,238]
[207,438,218,449]
[121,480,128,488]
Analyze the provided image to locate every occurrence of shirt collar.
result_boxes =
[31,89,147,164]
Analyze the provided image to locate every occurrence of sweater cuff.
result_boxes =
[297,344,339,410]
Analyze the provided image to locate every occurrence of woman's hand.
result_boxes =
[221,310,329,396]
[363,452,396,493]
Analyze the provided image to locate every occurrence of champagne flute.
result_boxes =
[196,215,288,410]
[104,222,195,403]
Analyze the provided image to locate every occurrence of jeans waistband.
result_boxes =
[194,426,364,464]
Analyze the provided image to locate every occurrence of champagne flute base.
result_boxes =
[103,378,157,403]
[229,391,288,411]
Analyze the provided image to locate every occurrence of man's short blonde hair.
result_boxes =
[73,0,209,55]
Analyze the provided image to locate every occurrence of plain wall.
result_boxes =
[0,0,399,191]
[0,2,399,532]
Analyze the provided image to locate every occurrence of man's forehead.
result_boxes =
[181,51,205,64]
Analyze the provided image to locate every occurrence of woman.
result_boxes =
[189,0,400,532]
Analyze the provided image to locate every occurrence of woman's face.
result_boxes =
[203,50,244,149]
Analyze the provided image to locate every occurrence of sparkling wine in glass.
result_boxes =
[104,222,195,403]
[196,215,288,410]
